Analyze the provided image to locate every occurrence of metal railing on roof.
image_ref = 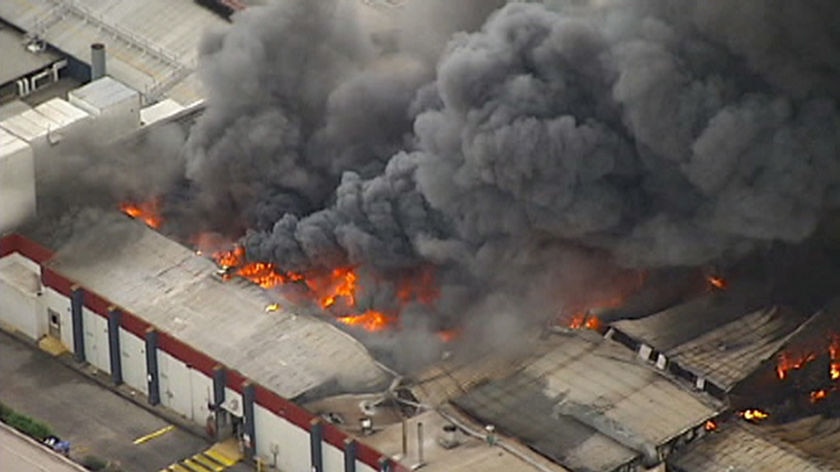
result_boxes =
[29,0,195,104]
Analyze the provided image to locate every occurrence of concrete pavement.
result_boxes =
[0,329,210,472]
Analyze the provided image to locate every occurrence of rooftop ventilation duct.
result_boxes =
[90,43,106,80]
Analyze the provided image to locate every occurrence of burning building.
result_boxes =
[2,0,840,471]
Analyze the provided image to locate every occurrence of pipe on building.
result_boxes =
[242,382,256,461]
[310,419,323,472]
[90,43,106,80]
[343,438,357,472]
[145,328,160,405]
[107,306,123,385]
[71,286,85,362]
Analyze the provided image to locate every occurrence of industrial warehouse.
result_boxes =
[2,1,840,472]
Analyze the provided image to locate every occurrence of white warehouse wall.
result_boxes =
[188,368,213,423]
[42,287,73,352]
[119,328,147,395]
[83,309,110,373]
[357,460,377,472]
[157,351,213,422]
[323,443,344,472]
[0,253,40,339]
[253,404,310,472]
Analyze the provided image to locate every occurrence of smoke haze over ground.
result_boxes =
[26,0,840,370]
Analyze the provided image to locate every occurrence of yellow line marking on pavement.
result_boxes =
[133,425,175,444]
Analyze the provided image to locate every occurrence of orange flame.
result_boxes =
[740,409,769,421]
[810,389,828,403]
[209,245,428,332]
[437,329,460,343]
[120,198,163,229]
[830,335,840,381]
[337,310,395,332]
[318,268,357,309]
[776,351,817,380]
[707,275,727,290]
[704,420,717,431]
[568,313,602,331]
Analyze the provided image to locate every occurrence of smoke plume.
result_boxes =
[169,0,840,366]
[10,0,819,369]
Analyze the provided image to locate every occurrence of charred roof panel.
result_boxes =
[670,422,835,472]
[611,288,767,353]
[454,331,722,472]
[667,306,811,391]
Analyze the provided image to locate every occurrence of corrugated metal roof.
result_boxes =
[667,306,810,390]
[68,77,137,112]
[453,331,722,472]
[47,221,392,400]
[764,415,840,469]
[34,98,90,127]
[611,288,767,352]
[671,421,835,472]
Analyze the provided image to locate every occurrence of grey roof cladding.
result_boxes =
[667,306,811,390]
[670,422,836,472]
[453,330,722,472]
[47,220,392,400]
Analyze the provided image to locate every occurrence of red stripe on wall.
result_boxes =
[120,310,151,339]
[0,233,53,263]
[84,291,111,317]
[41,267,74,296]
[0,234,18,258]
[356,442,385,468]
[253,385,314,429]
[226,369,247,395]
[157,332,218,377]
[322,422,348,450]
[16,236,53,263]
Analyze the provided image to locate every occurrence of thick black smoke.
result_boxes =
[179,0,840,364]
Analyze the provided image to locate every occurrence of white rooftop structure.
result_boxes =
[0,98,89,143]
[47,221,393,400]
[0,0,229,106]
[0,129,36,235]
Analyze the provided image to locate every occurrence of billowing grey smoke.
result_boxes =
[181,0,840,360]
[232,0,840,266]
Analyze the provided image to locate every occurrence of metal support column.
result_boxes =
[343,438,357,472]
[211,365,226,441]
[70,286,85,362]
[310,419,323,472]
[145,328,160,405]
[212,365,226,408]
[242,382,256,461]
[107,306,122,385]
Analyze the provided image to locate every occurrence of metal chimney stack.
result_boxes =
[91,43,106,80]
